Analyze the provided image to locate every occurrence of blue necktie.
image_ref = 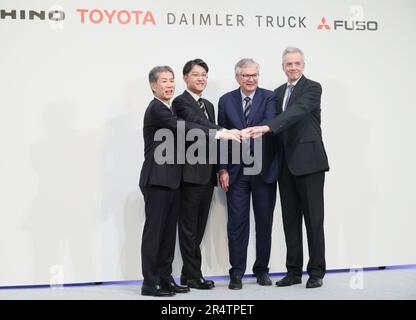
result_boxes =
[283,84,294,111]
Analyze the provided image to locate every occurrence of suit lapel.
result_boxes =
[275,85,285,113]
[231,89,246,127]
[205,101,215,123]
[247,88,262,126]
[182,90,207,119]
[154,97,172,113]
[286,75,306,108]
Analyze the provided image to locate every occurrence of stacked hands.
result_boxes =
[219,125,270,142]
[218,125,270,192]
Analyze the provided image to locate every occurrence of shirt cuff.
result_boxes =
[214,128,223,140]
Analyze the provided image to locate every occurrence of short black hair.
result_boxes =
[182,59,209,75]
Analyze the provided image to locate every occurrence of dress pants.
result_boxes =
[278,152,326,279]
[226,174,276,277]
[140,186,181,286]
[178,181,214,280]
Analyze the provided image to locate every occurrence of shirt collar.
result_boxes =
[287,74,303,87]
[240,88,256,102]
[186,89,202,102]
[154,96,171,108]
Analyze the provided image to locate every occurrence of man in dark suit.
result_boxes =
[172,59,217,290]
[217,58,279,290]
[139,66,240,297]
[244,47,330,288]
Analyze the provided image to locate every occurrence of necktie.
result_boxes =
[283,84,294,111]
[198,98,208,119]
[243,96,252,123]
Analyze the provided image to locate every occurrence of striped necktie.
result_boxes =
[243,96,252,123]
[198,98,208,119]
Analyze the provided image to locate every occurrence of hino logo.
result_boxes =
[0,9,65,21]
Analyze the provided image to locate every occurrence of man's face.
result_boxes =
[236,65,259,95]
[282,52,305,83]
[183,65,208,95]
[151,71,175,103]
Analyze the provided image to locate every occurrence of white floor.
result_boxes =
[1,268,415,300]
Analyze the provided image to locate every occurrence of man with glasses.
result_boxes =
[172,59,218,290]
[217,58,278,290]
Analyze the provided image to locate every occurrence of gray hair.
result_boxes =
[234,58,259,75]
[282,47,305,62]
[148,65,174,83]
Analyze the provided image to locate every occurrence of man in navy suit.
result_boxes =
[244,47,329,288]
[218,58,278,290]
[139,66,240,297]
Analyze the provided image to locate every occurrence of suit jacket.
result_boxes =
[218,87,279,185]
[172,91,219,186]
[268,75,329,176]
[139,98,215,189]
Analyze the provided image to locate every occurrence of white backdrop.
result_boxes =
[1,0,415,286]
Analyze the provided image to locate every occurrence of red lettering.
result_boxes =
[143,11,156,25]
[75,8,156,25]
[76,8,88,23]
[89,9,103,24]
[131,10,143,24]
[103,9,116,24]
[117,10,131,25]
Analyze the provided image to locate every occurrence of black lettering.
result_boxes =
[29,10,45,20]
[334,20,343,30]
[179,13,187,25]
[226,14,232,26]
[255,15,262,27]
[200,14,210,25]
[299,16,306,28]
[49,10,65,21]
[288,16,296,28]
[236,15,244,27]
[345,20,354,30]
[355,21,365,31]
[1,9,17,19]
[367,21,378,31]
[215,14,222,26]
[167,12,175,24]
[276,16,285,28]
[266,16,273,27]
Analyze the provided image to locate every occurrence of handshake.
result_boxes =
[218,126,271,142]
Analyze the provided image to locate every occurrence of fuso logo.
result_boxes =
[334,20,378,31]
[317,17,330,30]
[317,16,378,31]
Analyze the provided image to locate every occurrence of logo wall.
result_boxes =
[0,8,379,31]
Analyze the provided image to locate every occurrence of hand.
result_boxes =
[218,170,229,192]
[219,128,241,142]
[240,128,252,140]
[243,125,271,139]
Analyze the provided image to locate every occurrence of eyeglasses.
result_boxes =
[240,73,259,80]
[190,73,208,78]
